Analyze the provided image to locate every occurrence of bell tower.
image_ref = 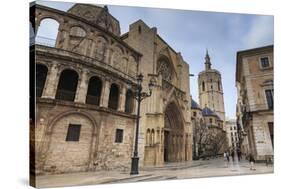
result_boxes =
[198,50,226,127]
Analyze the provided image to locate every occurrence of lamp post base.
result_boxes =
[130,156,139,175]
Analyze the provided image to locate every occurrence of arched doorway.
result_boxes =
[44,113,96,173]
[164,102,185,162]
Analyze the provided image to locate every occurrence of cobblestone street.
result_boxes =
[36,158,273,188]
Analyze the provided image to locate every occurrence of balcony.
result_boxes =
[55,89,76,102]
[86,95,100,106]
[244,103,273,113]
[35,36,56,47]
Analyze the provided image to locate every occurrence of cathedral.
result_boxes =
[31,3,192,175]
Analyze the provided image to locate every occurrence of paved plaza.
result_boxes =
[36,158,273,188]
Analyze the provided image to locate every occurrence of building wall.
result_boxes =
[33,4,193,176]
[35,100,136,174]
[34,5,142,175]
[225,119,238,149]
[236,45,274,161]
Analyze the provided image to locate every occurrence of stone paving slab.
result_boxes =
[35,158,274,188]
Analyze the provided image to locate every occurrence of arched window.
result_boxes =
[151,129,155,145]
[125,89,134,113]
[108,83,119,110]
[86,76,102,106]
[36,64,48,97]
[55,69,79,101]
[202,81,205,91]
[146,129,150,146]
[36,18,59,47]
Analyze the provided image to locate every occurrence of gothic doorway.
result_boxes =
[163,102,185,162]
[164,130,169,162]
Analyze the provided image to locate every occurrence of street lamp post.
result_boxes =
[130,73,154,175]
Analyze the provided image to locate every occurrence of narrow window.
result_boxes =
[193,112,197,117]
[66,124,81,141]
[125,89,134,113]
[115,129,123,143]
[36,64,48,97]
[138,25,142,34]
[265,89,273,109]
[268,122,273,147]
[86,76,102,106]
[218,81,220,91]
[209,118,212,124]
[202,81,205,91]
[260,57,270,68]
[146,129,150,146]
[108,84,119,110]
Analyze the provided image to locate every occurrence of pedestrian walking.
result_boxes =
[223,151,228,167]
[226,151,230,163]
[231,150,235,162]
[249,153,255,170]
[237,150,241,161]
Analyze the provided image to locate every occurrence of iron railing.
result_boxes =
[35,36,56,47]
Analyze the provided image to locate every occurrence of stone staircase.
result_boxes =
[101,174,177,184]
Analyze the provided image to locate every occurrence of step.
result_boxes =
[102,174,153,184]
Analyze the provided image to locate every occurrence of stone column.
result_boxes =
[75,70,89,104]
[100,79,111,107]
[41,64,59,99]
[118,86,126,112]
[57,24,70,50]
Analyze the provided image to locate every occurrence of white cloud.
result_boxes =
[244,16,274,48]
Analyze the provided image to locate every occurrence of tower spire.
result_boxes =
[205,49,211,70]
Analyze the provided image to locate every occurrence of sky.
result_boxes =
[34,1,274,118]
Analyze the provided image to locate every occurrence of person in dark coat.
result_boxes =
[237,150,242,161]
[231,150,235,162]
[249,153,255,170]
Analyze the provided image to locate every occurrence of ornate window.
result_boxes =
[157,58,172,82]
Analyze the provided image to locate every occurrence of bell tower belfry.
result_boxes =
[198,50,226,128]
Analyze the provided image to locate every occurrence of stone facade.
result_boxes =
[236,45,274,161]
[122,20,192,166]
[31,3,192,175]
[225,118,239,149]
